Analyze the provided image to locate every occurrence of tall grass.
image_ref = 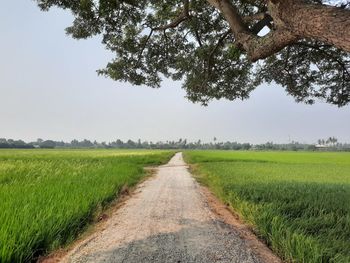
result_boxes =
[0,149,173,262]
[184,151,350,263]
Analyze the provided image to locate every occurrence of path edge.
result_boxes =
[37,166,160,263]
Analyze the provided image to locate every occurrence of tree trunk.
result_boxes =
[268,0,350,52]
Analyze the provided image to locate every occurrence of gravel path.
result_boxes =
[62,152,275,263]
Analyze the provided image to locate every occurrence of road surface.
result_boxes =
[62,152,279,263]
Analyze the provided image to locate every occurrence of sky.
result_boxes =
[0,1,349,144]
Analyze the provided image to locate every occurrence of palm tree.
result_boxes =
[330,137,338,147]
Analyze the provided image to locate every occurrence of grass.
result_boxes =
[184,150,350,263]
[0,149,174,262]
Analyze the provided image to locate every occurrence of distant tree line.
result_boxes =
[0,138,34,149]
[0,138,349,151]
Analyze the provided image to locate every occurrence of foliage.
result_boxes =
[0,149,173,262]
[2,137,350,151]
[184,150,350,263]
[0,138,34,149]
[34,0,350,106]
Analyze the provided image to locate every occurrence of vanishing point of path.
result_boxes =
[62,153,280,263]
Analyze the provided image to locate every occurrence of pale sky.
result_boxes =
[0,1,349,144]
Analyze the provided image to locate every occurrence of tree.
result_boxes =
[81,139,94,147]
[71,139,80,147]
[40,140,56,148]
[329,136,338,146]
[35,0,350,106]
[332,137,338,145]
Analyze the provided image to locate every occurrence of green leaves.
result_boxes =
[35,0,350,106]
[259,41,350,106]
[227,45,241,60]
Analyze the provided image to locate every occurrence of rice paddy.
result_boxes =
[184,151,350,263]
[0,149,174,262]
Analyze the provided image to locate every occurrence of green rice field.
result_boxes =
[184,151,350,263]
[0,149,174,262]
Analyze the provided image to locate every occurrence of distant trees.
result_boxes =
[0,138,34,149]
[327,137,338,146]
[0,137,349,151]
[255,141,309,151]
[0,137,253,150]
[317,137,338,147]
[39,140,56,149]
[255,139,348,151]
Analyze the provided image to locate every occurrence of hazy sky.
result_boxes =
[1,1,349,144]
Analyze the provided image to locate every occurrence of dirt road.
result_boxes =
[62,152,279,263]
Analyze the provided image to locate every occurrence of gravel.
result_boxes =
[62,152,269,263]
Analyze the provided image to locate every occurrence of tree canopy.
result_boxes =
[35,0,350,106]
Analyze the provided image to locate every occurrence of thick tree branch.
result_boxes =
[243,12,266,23]
[207,0,350,61]
[206,0,298,61]
[267,0,350,53]
[206,0,248,37]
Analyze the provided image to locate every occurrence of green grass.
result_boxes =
[0,149,174,262]
[184,151,350,263]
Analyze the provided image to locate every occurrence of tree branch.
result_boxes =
[207,30,231,76]
[153,0,190,31]
[294,42,350,78]
[243,12,266,23]
[137,29,153,65]
[206,0,299,61]
[273,0,350,53]
[194,28,203,47]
